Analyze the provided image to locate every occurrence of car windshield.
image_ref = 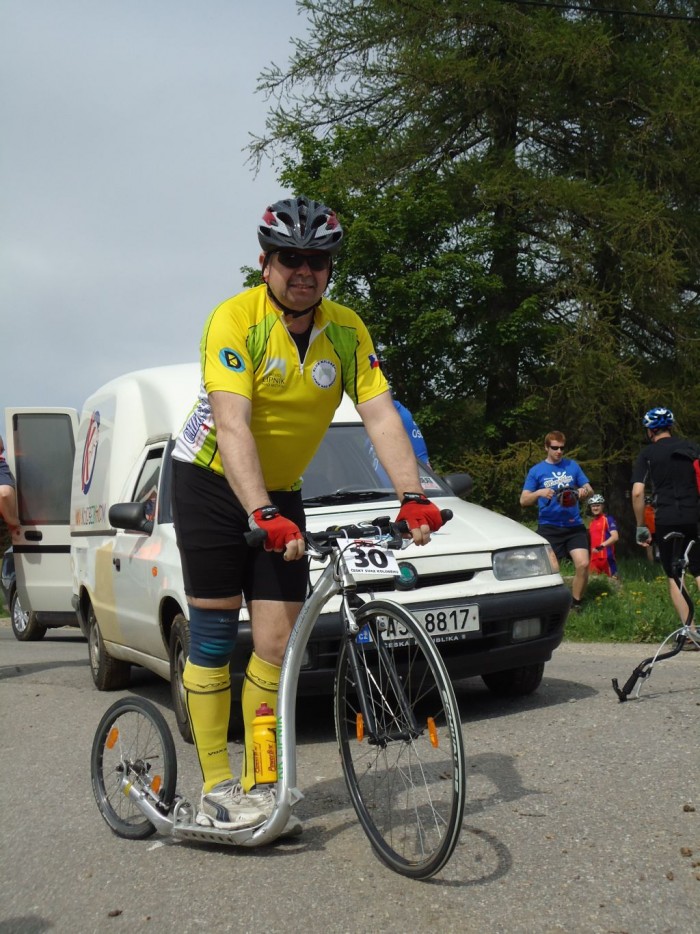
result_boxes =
[301,424,449,506]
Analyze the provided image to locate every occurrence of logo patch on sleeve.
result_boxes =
[219,348,245,372]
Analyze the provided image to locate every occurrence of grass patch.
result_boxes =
[562,556,696,644]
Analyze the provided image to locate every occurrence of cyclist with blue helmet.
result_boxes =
[631,407,700,641]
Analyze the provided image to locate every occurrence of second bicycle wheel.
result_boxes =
[334,599,466,879]
[91,697,177,839]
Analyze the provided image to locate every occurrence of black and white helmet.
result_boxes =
[258,195,344,254]
[588,494,605,506]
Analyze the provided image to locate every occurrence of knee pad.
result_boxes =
[187,606,240,668]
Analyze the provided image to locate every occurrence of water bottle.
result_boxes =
[252,702,277,784]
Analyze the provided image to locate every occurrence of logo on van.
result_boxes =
[219,348,245,372]
[81,410,100,494]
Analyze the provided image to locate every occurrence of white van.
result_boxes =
[7,363,570,740]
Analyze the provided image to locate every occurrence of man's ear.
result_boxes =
[260,252,269,282]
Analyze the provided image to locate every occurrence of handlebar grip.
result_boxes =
[440,509,453,523]
[244,528,268,548]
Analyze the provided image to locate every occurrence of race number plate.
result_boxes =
[344,543,400,576]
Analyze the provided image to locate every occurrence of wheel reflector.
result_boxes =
[427,717,438,748]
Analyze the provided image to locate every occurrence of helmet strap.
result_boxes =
[265,285,320,319]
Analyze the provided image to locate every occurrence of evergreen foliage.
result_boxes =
[249,0,700,546]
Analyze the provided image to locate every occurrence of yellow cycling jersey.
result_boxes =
[172,284,388,490]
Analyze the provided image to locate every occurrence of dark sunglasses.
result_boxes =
[548,445,565,451]
[275,251,331,271]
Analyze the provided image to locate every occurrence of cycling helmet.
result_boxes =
[642,407,674,431]
[588,494,605,506]
[258,195,344,255]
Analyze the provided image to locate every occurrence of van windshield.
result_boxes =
[301,424,449,506]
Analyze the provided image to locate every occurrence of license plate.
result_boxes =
[381,605,480,644]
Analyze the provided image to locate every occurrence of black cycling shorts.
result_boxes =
[654,524,700,578]
[171,459,308,603]
[537,524,589,562]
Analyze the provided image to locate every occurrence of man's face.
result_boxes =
[261,250,331,314]
[546,441,565,463]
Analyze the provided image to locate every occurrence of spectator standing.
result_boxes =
[520,431,593,610]
[587,494,619,578]
[643,495,657,563]
[393,400,431,466]
[0,434,20,534]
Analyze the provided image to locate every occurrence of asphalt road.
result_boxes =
[0,622,698,934]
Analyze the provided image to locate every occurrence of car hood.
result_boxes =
[305,494,547,566]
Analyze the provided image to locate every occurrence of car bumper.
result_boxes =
[228,583,571,693]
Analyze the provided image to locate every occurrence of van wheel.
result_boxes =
[481,662,544,696]
[88,603,130,690]
[169,614,194,744]
[11,588,47,642]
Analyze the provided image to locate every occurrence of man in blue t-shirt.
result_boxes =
[393,400,430,466]
[520,430,593,611]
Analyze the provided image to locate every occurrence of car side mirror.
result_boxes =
[442,472,473,499]
[109,502,154,535]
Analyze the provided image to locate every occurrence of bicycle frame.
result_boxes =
[116,531,374,846]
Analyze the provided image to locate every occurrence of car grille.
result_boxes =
[355,568,477,593]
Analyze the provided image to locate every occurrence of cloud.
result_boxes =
[1,0,306,408]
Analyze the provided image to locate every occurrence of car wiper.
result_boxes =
[302,488,394,506]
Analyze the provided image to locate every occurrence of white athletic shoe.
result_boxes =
[196,780,266,830]
[247,784,303,838]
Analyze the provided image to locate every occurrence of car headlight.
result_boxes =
[493,545,553,580]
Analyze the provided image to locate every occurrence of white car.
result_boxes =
[7,365,570,741]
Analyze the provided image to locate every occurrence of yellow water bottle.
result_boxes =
[252,702,277,785]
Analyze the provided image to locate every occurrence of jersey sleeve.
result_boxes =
[573,462,590,487]
[630,450,649,485]
[522,465,540,493]
[200,300,255,399]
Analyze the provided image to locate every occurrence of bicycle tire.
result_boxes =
[334,599,466,879]
[91,697,177,840]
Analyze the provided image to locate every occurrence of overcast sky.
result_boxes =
[1,0,310,412]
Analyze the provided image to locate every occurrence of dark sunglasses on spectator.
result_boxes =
[275,251,331,271]
[548,445,565,451]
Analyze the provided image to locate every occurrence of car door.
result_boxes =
[5,408,79,613]
[109,442,171,660]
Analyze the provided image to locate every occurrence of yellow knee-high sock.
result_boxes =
[183,660,232,793]
[241,652,281,792]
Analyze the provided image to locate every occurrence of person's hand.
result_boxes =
[635,526,651,545]
[396,493,443,546]
[556,488,579,508]
[248,506,305,560]
[540,487,555,500]
[594,545,605,552]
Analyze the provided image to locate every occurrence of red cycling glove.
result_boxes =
[248,506,303,552]
[396,493,443,533]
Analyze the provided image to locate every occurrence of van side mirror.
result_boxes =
[442,473,474,499]
[109,502,154,535]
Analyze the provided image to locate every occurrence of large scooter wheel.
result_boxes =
[91,697,177,839]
